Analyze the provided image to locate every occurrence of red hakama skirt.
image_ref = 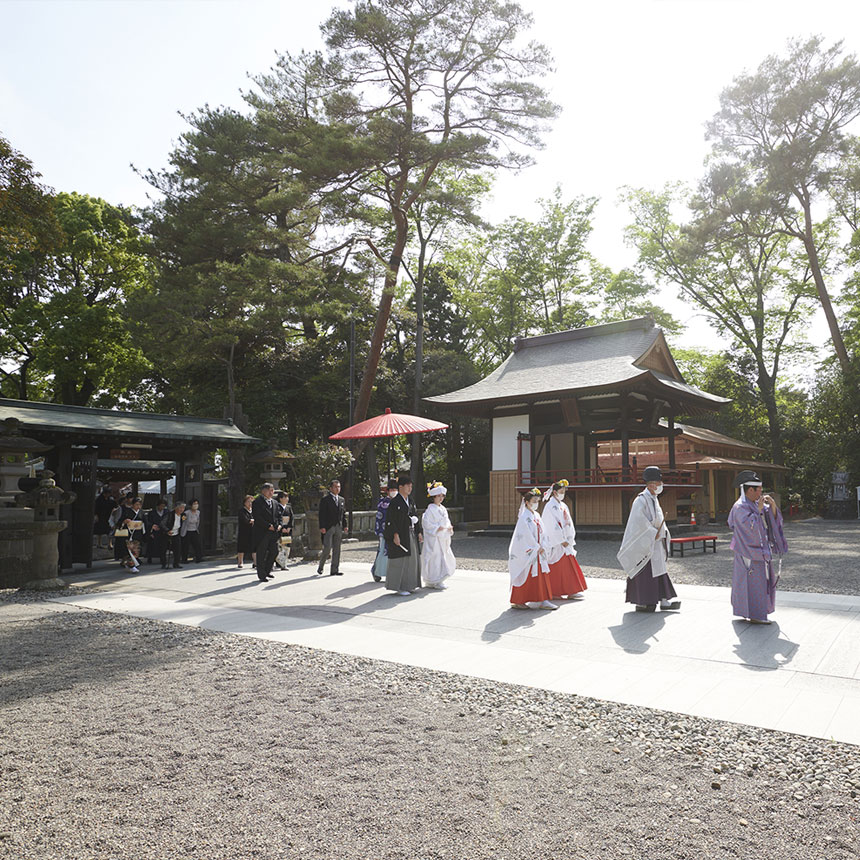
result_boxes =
[510,566,553,604]
[547,553,587,598]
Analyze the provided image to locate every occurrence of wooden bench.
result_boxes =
[670,535,718,557]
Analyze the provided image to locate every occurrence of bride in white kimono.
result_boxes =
[421,483,456,589]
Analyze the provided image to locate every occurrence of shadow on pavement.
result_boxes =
[607,610,669,654]
[731,620,799,671]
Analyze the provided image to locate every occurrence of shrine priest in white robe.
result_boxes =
[617,466,681,612]
[421,482,456,589]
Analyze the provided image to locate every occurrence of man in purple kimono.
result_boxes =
[727,470,788,624]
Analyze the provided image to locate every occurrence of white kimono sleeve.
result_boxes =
[541,497,577,565]
[508,509,549,588]
[617,494,658,579]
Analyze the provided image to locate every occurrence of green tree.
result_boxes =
[625,178,817,464]
[257,0,559,426]
[707,36,860,379]
[0,135,61,399]
[138,104,375,510]
[2,188,151,405]
[594,266,680,334]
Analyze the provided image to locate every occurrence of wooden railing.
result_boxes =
[516,466,699,487]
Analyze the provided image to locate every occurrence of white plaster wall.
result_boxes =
[492,414,530,470]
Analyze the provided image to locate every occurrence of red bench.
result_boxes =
[670,535,718,557]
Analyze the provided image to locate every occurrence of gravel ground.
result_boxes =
[2,593,858,860]
[342,520,860,596]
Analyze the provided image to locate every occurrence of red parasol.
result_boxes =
[329,408,448,440]
[329,408,448,480]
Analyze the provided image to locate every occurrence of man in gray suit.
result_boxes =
[317,479,348,576]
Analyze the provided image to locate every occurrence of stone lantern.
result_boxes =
[0,418,53,589]
[15,470,76,590]
[0,417,52,505]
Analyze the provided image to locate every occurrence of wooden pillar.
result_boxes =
[668,411,676,469]
[621,427,629,479]
[708,469,716,520]
[545,433,551,483]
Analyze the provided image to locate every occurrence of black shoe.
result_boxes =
[329,571,343,576]
[266,573,274,580]
[635,604,656,612]
[316,570,323,576]
[373,576,381,582]
[161,565,168,569]
[173,564,183,569]
[258,576,268,582]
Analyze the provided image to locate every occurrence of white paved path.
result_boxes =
[54,560,860,745]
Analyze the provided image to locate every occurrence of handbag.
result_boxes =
[114,528,130,538]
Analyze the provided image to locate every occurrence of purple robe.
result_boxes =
[727,497,788,621]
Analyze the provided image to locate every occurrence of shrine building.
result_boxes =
[425,316,735,527]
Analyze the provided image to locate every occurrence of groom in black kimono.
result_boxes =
[383,474,423,594]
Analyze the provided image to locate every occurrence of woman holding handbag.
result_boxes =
[117,498,146,569]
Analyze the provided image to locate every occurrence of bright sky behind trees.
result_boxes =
[2,0,858,361]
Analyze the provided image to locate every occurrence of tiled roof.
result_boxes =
[426,317,728,412]
[0,399,258,445]
[668,422,764,452]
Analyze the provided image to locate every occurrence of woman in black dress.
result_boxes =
[237,494,255,569]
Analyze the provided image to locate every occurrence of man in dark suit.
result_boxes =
[252,483,279,581]
[162,501,186,569]
[145,498,169,565]
[317,478,348,576]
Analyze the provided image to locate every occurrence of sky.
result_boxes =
[2,0,859,370]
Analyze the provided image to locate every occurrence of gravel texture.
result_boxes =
[2,593,858,860]
[342,520,860,596]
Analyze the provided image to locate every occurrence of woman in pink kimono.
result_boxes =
[727,470,788,624]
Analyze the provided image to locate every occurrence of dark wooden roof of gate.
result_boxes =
[0,399,258,446]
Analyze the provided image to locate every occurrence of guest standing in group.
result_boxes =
[163,501,186,569]
[275,491,293,570]
[317,479,347,576]
[508,488,556,610]
[727,470,788,624]
[181,499,203,564]
[119,498,146,571]
[421,481,456,589]
[252,483,279,582]
[145,498,169,566]
[93,487,117,549]
[371,480,397,582]
[617,466,681,612]
[541,480,587,600]
[237,494,255,569]
[384,475,422,595]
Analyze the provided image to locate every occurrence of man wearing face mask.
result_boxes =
[727,470,787,624]
[541,479,587,600]
[617,466,681,612]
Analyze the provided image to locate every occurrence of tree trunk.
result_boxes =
[757,372,784,466]
[800,199,852,378]
[353,227,409,425]
[365,441,380,500]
